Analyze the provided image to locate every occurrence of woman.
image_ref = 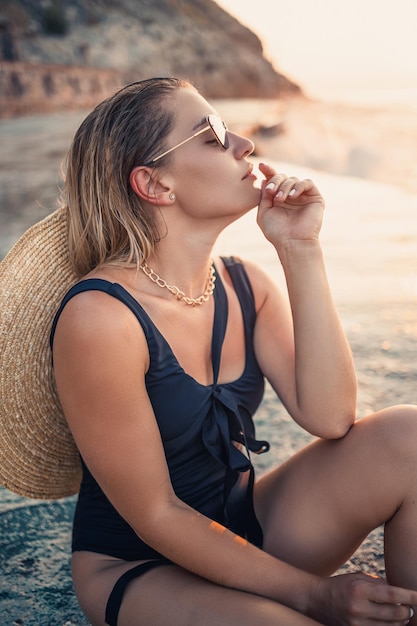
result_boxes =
[50,78,417,625]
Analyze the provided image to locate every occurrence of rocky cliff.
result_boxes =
[0,0,302,117]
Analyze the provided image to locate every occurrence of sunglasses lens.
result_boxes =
[208,115,228,149]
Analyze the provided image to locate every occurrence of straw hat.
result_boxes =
[0,207,81,499]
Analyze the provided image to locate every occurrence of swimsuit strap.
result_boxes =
[50,278,115,349]
[211,262,228,385]
[105,558,173,626]
[220,256,256,339]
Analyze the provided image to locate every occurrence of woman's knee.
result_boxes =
[360,404,417,458]
[253,405,417,567]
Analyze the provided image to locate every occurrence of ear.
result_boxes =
[130,166,173,205]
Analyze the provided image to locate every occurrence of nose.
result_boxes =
[228,131,255,158]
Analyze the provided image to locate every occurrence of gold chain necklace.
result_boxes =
[140,262,216,306]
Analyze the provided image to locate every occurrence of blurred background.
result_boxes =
[220,0,417,104]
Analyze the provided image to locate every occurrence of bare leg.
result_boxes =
[119,565,320,626]
[72,552,320,626]
[254,404,417,594]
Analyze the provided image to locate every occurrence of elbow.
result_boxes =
[129,494,185,551]
[313,408,356,440]
[323,419,355,440]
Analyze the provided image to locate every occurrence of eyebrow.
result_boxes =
[192,116,210,131]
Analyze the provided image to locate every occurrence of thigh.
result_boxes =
[254,405,417,576]
[72,552,319,626]
[118,563,320,626]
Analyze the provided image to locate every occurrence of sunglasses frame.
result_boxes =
[150,114,228,163]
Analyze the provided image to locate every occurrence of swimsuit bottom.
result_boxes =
[105,557,173,626]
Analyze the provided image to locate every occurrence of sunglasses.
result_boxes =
[150,114,229,163]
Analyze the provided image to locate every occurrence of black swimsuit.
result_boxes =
[51,257,270,625]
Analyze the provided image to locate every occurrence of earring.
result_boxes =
[169,192,175,201]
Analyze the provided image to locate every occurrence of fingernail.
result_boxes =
[288,189,296,196]
[275,191,284,199]
[410,607,414,618]
[265,182,275,190]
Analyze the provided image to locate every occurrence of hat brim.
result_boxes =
[0,208,81,499]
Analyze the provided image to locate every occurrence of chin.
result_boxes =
[247,186,262,209]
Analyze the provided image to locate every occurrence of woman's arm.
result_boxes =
[52,289,317,614]
[252,164,357,438]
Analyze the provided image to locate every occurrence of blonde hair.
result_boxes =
[61,77,193,277]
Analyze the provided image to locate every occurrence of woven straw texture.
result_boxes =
[0,208,81,499]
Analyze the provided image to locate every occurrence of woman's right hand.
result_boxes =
[308,572,416,625]
[257,162,325,251]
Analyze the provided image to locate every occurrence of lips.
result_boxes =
[242,164,254,180]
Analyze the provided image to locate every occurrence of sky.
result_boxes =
[217,0,417,102]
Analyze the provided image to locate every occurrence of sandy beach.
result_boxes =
[1,98,416,625]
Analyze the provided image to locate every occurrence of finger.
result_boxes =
[269,177,317,203]
[279,178,317,200]
[273,177,299,201]
[292,178,317,194]
[259,174,289,209]
[263,176,297,200]
[366,583,417,623]
[369,582,417,608]
[367,601,414,623]
[258,162,290,193]
[258,162,277,180]
[263,173,288,191]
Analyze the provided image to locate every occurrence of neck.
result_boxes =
[145,204,237,295]
[141,260,215,306]
[144,244,216,301]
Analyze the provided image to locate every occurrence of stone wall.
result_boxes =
[0,61,136,118]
